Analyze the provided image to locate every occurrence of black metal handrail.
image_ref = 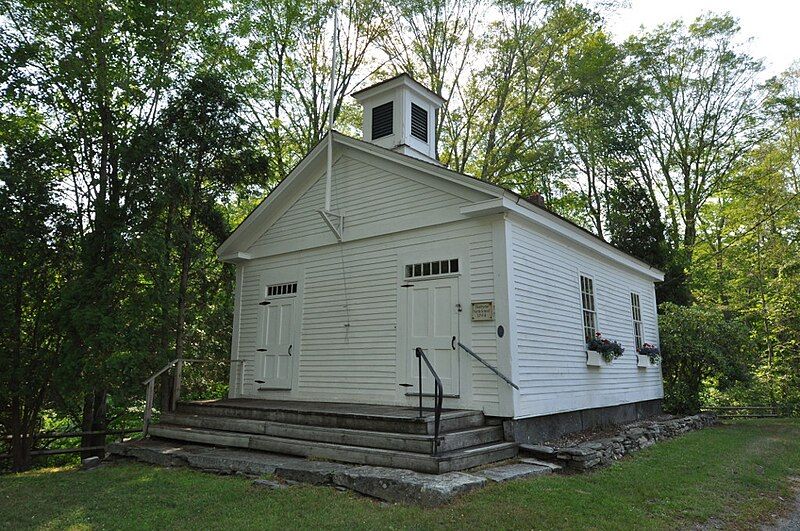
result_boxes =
[457,342,519,390]
[414,347,444,456]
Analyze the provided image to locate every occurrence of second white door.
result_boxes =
[406,276,460,396]
[255,297,295,390]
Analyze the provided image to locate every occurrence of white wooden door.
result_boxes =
[406,277,460,396]
[255,297,295,390]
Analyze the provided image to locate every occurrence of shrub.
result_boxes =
[659,303,752,414]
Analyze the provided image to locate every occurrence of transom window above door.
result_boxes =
[405,258,459,279]
[266,282,297,297]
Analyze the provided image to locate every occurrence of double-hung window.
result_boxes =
[580,275,597,342]
[631,293,643,349]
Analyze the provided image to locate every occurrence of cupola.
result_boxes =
[351,74,445,164]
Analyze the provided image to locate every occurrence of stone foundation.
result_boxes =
[504,399,664,445]
[521,413,718,471]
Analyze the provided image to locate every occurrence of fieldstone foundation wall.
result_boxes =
[506,399,664,444]
[522,413,718,471]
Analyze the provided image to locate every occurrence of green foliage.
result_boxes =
[659,303,752,414]
[0,112,71,470]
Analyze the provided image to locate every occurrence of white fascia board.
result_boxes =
[218,251,252,264]
[461,196,665,281]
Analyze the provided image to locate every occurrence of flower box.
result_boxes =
[636,343,661,367]
[586,350,612,367]
[586,332,624,366]
[637,354,655,368]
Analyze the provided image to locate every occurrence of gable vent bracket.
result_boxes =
[318,209,344,242]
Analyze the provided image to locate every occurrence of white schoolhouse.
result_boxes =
[147,75,665,472]
[216,74,664,436]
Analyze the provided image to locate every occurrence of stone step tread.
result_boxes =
[179,399,480,422]
[175,401,485,435]
[478,462,555,482]
[160,413,503,442]
[148,424,517,473]
[151,424,515,460]
[157,413,503,453]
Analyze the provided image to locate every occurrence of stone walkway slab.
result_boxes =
[109,438,546,506]
[478,462,553,482]
[333,466,486,507]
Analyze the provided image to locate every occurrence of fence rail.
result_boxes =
[0,428,142,460]
[701,405,783,419]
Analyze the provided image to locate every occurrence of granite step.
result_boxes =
[160,413,505,454]
[175,399,484,435]
[148,424,518,474]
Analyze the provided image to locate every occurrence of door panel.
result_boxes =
[406,277,459,395]
[255,298,295,390]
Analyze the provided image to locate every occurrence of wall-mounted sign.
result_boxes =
[471,301,494,321]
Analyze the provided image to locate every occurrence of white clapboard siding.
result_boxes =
[237,221,500,412]
[247,153,473,257]
[233,150,503,414]
[508,219,663,419]
[468,237,500,405]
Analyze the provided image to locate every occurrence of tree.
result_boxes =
[559,29,645,237]
[1,0,223,457]
[230,0,387,182]
[659,303,752,414]
[690,65,800,412]
[146,73,267,364]
[627,15,765,262]
[0,114,70,470]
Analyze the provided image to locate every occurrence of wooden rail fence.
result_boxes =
[701,405,783,419]
[0,428,142,460]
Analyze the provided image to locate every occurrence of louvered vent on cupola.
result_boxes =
[351,73,445,164]
[410,103,428,143]
[371,101,393,139]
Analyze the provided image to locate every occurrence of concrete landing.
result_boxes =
[109,439,551,506]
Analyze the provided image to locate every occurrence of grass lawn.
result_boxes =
[1,419,799,530]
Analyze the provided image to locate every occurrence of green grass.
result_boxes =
[1,419,799,530]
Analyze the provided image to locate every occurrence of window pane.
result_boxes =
[450,259,459,273]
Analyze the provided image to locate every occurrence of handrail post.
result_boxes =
[415,347,443,456]
[417,349,423,419]
[143,380,155,436]
[170,359,184,412]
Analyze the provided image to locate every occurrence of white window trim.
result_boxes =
[630,291,644,349]
[265,281,298,299]
[579,273,598,343]
[404,258,461,280]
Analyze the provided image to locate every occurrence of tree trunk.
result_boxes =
[80,390,108,459]
[174,177,203,360]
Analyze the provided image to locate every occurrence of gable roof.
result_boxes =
[218,131,665,281]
